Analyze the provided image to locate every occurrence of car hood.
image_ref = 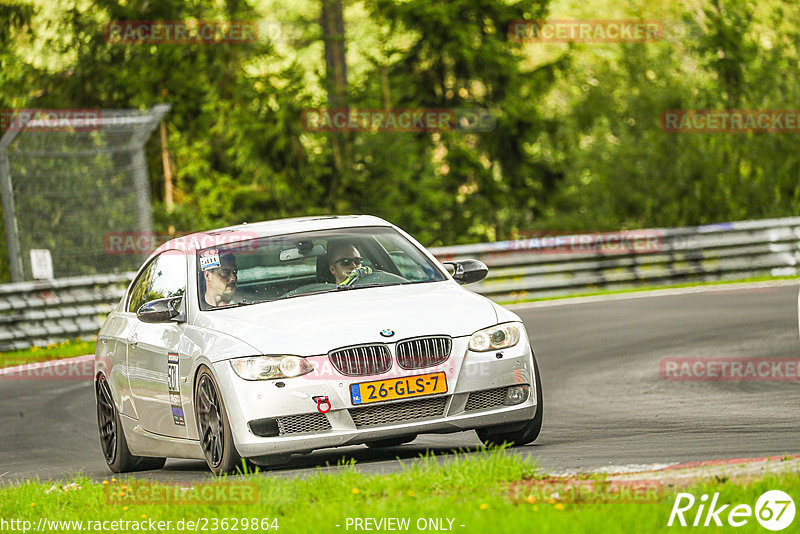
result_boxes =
[192,281,498,357]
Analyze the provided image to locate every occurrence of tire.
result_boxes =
[477,353,543,448]
[365,435,417,448]
[194,366,249,476]
[95,376,166,473]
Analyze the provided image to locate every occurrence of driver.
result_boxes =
[328,242,364,285]
[203,253,238,308]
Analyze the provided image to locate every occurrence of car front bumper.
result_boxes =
[214,336,539,458]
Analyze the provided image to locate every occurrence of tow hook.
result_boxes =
[313,395,331,414]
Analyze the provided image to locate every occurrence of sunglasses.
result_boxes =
[333,257,363,267]
[212,268,238,279]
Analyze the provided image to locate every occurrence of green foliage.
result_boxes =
[27,0,318,233]
[537,0,800,231]
[0,1,37,109]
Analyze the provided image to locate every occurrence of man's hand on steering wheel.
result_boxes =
[338,265,373,287]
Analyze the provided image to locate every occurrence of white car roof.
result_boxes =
[154,214,394,256]
[203,214,390,236]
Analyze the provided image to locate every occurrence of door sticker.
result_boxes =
[168,353,185,426]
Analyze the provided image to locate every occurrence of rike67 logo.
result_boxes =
[668,490,795,531]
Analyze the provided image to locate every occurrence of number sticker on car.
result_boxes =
[167,353,185,426]
[350,372,447,405]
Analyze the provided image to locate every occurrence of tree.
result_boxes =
[355,0,555,243]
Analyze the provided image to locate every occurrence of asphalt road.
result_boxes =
[2,282,800,484]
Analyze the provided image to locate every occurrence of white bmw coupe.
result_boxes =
[95,215,542,475]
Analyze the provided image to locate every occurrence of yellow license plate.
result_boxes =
[350,372,447,405]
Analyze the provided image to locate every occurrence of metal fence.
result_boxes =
[0,105,169,283]
[0,272,134,351]
[1,216,799,351]
[433,217,800,302]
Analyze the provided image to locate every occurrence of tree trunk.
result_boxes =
[320,0,350,208]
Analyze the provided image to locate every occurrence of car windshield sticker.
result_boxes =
[199,249,220,271]
[167,353,185,426]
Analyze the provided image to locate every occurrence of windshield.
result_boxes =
[197,226,447,310]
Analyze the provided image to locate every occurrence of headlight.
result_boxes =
[469,323,522,352]
[230,356,314,380]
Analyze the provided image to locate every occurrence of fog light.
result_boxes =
[504,385,529,406]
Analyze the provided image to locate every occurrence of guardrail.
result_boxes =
[0,273,134,351]
[1,217,799,351]
[432,217,800,302]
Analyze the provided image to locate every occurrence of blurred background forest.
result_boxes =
[2,0,800,282]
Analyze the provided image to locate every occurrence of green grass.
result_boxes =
[1,449,798,533]
[499,274,800,305]
[0,338,95,369]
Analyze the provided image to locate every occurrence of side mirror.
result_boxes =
[137,297,182,323]
[443,259,488,285]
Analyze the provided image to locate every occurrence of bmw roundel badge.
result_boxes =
[380,329,395,338]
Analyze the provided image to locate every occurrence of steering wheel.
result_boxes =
[343,269,408,287]
[282,282,338,298]
[338,265,375,287]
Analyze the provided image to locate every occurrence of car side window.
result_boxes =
[127,258,157,313]
[126,252,186,313]
[147,252,187,304]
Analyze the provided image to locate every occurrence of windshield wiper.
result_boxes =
[274,288,340,301]
[232,299,261,307]
[336,282,404,290]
